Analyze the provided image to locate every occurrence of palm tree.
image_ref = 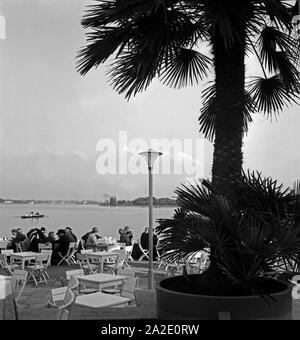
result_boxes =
[77,0,300,195]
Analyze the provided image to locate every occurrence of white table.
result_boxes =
[85,252,119,273]
[75,292,130,308]
[76,273,126,292]
[10,252,41,270]
[0,275,13,320]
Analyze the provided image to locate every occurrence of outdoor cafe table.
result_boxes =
[75,291,130,309]
[10,251,41,270]
[87,242,124,252]
[76,273,126,292]
[84,251,119,273]
[0,275,12,320]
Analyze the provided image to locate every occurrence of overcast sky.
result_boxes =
[0,0,299,201]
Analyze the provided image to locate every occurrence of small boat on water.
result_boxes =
[21,212,44,219]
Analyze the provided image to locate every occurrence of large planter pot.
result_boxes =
[156,276,292,320]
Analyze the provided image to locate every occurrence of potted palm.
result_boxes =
[155,172,300,319]
[77,0,300,319]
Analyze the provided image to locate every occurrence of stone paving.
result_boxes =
[1,262,300,320]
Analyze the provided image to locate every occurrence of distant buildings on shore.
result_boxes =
[0,196,177,207]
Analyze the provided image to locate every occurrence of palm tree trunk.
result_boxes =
[200,11,247,293]
[211,22,246,195]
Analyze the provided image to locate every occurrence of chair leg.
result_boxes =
[41,271,48,284]
[28,271,38,286]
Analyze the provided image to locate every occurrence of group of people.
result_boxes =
[6,225,82,265]
[5,224,159,264]
[118,226,133,246]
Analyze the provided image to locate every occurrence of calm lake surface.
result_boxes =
[0,204,176,240]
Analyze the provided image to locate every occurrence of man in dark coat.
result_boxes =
[51,229,70,265]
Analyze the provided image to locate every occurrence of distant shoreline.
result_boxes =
[0,202,177,208]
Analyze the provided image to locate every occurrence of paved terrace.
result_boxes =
[1,261,160,320]
[1,262,300,320]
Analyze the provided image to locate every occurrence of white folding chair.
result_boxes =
[48,284,77,309]
[104,276,139,307]
[52,288,76,319]
[40,250,53,279]
[0,251,19,275]
[64,269,97,295]
[57,242,77,266]
[137,239,149,261]
[26,254,49,286]
[11,269,28,308]
[76,252,98,274]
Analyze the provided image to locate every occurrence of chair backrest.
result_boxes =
[11,270,28,302]
[120,276,139,301]
[113,249,127,263]
[61,287,76,310]
[0,253,14,274]
[69,242,76,250]
[66,269,84,280]
[0,240,9,249]
[67,275,79,293]
[50,286,68,305]
[33,253,49,267]
[125,245,133,257]
[41,249,53,267]
[38,243,52,251]
[1,249,14,255]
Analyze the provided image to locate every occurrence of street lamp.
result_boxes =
[139,149,163,289]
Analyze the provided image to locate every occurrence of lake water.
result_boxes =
[0,204,176,241]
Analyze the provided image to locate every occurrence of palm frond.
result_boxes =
[160,48,211,88]
[261,0,294,29]
[199,83,255,141]
[258,25,298,73]
[247,74,299,118]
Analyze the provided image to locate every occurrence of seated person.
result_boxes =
[118,228,124,242]
[81,226,101,246]
[15,228,26,243]
[15,227,29,251]
[141,227,149,249]
[85,226,101,247]
[40,227,47,237]
[65,227,77,243]
[121,226,133,246]
[140,227,158,259]
[44,231,56,249]
[26,228,46,252]
[6,228,18,251]
[51,229,70,265]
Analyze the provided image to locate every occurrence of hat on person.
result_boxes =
[65,226,72,231]
[92,226,99,233]
[40,227,46,232]
[56,229,65,235]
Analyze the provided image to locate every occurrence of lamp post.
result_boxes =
[139,149,163,289]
